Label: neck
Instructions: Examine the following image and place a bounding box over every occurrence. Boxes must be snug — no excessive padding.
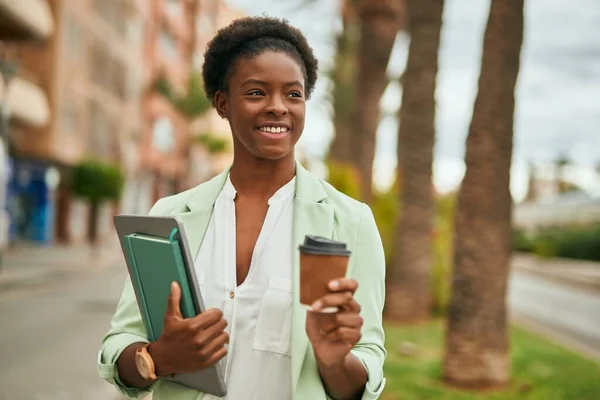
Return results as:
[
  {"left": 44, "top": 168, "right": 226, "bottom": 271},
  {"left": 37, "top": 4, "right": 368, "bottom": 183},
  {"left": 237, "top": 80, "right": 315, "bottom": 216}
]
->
[{"left": 229, "top": 152, "right": 296, "bottom": 199}]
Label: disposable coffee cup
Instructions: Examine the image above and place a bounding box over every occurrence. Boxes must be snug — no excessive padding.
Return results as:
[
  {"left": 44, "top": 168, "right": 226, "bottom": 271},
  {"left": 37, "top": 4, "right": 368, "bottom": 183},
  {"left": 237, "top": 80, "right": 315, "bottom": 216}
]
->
[{"left": 299, "top": 235, "right": 351, "bottom": 313}]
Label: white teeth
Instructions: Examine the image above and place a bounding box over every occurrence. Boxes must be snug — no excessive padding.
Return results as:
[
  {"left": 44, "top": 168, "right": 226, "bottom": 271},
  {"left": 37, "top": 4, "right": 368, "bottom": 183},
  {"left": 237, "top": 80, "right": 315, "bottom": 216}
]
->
[{"left": 260, "top": 126, "right": 288, "bottom": 133}]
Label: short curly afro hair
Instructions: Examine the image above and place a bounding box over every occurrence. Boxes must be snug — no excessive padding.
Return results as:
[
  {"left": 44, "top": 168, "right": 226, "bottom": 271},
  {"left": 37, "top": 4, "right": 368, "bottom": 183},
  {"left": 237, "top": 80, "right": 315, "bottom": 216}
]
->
[{"left": 202, "top": 16, "right": 319, "bottom": 104}]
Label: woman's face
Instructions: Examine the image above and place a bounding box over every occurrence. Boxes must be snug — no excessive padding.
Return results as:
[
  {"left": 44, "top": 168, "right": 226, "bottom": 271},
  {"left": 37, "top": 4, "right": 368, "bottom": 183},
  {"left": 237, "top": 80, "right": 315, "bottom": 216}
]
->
[{"left": 216, "top": 51, "right": 306, "bottom": 161}]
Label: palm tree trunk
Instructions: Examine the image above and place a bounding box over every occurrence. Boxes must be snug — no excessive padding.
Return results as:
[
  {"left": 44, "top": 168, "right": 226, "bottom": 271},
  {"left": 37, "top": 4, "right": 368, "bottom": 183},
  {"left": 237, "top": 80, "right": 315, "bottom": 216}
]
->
[
  {"left": 443, "top": 0, "right": 524, "bottom": 388},
  {"left": 328, "top": 3, "right": 359, "bottom": 166},
  {"left": 353, "top": 0, "right": 405, "bottom": 202},
  {"left": 386, "top": 0, "right": 444, "bottom": 321}
]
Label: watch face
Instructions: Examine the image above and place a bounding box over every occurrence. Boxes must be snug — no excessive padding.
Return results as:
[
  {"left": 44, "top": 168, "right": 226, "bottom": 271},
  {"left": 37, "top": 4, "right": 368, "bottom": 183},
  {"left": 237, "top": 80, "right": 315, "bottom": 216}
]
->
[{"left": 135, "top": 353, "right": 150, "bottom": 378}]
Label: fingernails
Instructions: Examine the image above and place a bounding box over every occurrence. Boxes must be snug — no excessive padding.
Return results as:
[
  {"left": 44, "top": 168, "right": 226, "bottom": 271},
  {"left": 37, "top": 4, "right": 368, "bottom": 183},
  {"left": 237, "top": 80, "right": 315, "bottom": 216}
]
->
[
  {"left": 312, "top": 301, "right": 322, "bottom": 311},
  {"left": 329, "top": 280, "right": 340, "bottom": 290}
]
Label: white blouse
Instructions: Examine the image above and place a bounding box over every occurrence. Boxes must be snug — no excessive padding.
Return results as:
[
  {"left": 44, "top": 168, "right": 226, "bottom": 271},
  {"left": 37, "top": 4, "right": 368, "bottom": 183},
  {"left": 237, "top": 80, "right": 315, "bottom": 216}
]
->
[{"left": 194, "top": 175, "right": 296, "bottom": 400}]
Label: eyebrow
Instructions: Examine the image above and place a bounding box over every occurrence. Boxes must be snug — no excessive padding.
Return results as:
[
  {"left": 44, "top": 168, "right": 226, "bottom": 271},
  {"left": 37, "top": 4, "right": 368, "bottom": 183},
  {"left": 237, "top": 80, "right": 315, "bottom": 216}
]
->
[{"left": 240, "top": 79, "right": 304, "bottom": 88}]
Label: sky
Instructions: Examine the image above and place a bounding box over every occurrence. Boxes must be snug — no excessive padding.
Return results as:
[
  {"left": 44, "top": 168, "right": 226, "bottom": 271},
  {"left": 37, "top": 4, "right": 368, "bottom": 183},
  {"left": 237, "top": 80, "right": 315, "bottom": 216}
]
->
[{"left": 226, "top": 0, "right": 600, "bottom": 201}]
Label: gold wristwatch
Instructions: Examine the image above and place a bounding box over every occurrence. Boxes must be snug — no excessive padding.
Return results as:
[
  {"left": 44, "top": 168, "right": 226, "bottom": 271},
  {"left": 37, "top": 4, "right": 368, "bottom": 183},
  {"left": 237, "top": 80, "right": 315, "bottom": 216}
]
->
[{"left": 135, "top": 343, "right": 157, "bottom": 381}]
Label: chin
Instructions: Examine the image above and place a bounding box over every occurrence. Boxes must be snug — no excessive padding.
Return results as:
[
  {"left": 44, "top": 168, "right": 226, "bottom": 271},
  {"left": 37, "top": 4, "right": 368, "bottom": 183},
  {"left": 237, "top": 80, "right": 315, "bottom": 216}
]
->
[{"left": 255, "top": 147, "right": 293, "bottom": 161}]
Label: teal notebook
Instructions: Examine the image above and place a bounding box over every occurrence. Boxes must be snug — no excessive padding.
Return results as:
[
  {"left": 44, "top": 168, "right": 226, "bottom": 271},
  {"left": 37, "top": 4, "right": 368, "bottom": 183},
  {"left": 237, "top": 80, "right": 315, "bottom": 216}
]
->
[{"left": 123, "top": 232, "right": 197, "bottom": 341}]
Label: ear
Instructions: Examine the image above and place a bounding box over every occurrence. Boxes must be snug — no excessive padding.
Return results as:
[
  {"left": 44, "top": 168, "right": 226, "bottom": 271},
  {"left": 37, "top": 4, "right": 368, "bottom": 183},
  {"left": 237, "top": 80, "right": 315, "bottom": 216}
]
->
[{"left": 215, "top": 91, "right": 229, "bottom": 119}]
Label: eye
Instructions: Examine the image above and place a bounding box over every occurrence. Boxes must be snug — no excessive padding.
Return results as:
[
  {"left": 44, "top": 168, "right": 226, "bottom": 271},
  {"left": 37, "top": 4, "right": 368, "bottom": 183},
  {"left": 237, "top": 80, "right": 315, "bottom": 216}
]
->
[
  {"left": 246, "top": 90, "right": 264, "bottom": 96},
  {"left": 288, "top": 91, "right": 303, "bottom": 98}
]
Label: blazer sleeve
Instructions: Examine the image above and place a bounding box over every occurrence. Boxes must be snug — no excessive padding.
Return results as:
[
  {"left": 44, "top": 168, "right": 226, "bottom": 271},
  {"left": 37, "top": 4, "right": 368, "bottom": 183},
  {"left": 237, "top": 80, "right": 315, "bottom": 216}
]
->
[
  {"left": 349, "top": 203, "right": 387, "bottom": 399},
  {"left": 97, "top": 200, "right": 169, "bottom": 399}
]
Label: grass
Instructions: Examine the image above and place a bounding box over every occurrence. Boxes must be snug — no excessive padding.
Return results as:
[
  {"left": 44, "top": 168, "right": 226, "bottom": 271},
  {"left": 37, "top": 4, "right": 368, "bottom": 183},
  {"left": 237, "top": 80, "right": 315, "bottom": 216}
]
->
[{"left": 381, "top": 320, "right": 600, "bottom": 400}]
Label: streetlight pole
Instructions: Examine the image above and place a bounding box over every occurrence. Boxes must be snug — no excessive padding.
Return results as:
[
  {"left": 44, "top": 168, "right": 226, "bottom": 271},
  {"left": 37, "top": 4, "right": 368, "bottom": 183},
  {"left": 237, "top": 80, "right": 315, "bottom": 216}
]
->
[{"left": 0, "top": 49, "right": 18, "bottom": 270}]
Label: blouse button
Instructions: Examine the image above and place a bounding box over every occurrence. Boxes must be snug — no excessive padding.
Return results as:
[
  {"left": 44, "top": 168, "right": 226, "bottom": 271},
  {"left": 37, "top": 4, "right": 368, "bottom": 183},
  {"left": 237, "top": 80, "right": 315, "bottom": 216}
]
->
[{"left": 229, "top": 291, "right": 235, "bottom": 299}]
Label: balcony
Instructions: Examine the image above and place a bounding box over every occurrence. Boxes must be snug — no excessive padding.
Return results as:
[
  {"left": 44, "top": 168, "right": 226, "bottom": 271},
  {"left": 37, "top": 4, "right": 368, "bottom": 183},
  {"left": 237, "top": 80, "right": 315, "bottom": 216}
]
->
[{"left": 0, "top": 0, "right": 54, "bottom": 41}]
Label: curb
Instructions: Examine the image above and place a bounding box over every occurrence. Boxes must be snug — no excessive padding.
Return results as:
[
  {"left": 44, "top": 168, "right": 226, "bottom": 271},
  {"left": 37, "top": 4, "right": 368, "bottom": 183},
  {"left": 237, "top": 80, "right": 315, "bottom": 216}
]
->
[
  {"left": 511, "top": 313, "right": 600, "bottom": 364},
  {"left": 512, "top": 262, "right": 600, "bottom": 294}
]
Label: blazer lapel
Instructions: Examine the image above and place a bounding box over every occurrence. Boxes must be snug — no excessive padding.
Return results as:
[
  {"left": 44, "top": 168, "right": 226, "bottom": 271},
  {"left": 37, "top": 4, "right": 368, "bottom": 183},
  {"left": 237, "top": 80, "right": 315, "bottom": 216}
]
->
[
  {"left": 291, "top": 162, "right": 334, "bottom": 392},
  {"left": 173, "top": 168, "right": 230, "bottom": 259}
]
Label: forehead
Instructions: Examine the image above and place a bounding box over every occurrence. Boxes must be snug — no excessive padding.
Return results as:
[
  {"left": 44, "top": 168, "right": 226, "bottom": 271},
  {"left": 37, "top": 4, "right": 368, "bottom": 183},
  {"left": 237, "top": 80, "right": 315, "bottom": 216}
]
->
[{"left": 229, "top": 51, "right": 305, "bottom": 86}]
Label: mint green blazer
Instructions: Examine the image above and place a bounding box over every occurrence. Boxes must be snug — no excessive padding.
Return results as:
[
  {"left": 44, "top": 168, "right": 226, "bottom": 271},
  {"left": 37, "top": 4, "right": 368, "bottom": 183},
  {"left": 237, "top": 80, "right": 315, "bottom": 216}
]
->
[{"left": 98, "top": 162, "right": 387, "bottom": 399}]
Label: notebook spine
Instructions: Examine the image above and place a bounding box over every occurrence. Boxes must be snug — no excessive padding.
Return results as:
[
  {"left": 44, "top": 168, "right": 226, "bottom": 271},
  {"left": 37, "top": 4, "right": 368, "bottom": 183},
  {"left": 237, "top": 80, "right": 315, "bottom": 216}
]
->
[{"left": 124, "top": 236, "right": 156, "bottom": 341}]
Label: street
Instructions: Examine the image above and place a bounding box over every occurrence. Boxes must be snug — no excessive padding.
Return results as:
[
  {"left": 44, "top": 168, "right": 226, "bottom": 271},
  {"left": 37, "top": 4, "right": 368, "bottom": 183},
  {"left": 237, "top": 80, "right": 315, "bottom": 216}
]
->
[
  {"left": 0, "top": 262, "right": 128, "bottom": 400},
  {"left": 1, "top": 258, "right": 599, "bottom": 399},
  {"left": 508, "top": 270, "right": 600, "bottom": 358}
]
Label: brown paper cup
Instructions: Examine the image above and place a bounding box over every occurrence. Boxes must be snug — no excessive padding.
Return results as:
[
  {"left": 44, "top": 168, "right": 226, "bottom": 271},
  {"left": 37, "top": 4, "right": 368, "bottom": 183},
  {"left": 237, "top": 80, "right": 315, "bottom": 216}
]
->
[{"left": 299, "top": 252, "right": 349, "bottom": 313}]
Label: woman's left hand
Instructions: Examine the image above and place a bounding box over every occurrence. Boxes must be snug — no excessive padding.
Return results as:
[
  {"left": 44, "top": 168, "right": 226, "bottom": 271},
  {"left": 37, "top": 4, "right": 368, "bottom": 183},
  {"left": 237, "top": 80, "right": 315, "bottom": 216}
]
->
[{"left": 305, "top": 278, "right": 363, "bottom": 369}]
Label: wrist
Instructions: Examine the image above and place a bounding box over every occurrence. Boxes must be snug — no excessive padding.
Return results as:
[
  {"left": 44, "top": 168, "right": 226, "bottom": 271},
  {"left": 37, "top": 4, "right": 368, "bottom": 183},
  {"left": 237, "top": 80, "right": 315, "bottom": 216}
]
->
[
  {"left": 147, "top": 340, "right": 173, "bottom": 377},
  {"left": 316, "top": 352, "right": 349, "bottom": 374}
]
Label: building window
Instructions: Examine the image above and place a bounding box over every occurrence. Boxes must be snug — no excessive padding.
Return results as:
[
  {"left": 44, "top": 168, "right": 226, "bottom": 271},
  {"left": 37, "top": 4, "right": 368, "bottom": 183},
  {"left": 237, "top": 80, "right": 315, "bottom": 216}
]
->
[
  {"left": 126, "top": 16, "right": 145, "bottom": 47},
  {"left": 62, "top": 12, "right": 83, "bottom": 59},
  {"left": 61, "top": 98, "right": 79, "bottom": 134},
  {"left": 127, "top": 70, "right": 143, "bottom": 105},
  {"left": 165, "top": 0, "right": 183, "bottom": 19},
  {"left": 152, "top": 117, "right": 175, "bottom": 153},
  {"left": 93, "top": 0, "right": 127, "bottom": 38},
  {"left": 159, "top": 28, "right": 178, "bottom": 59},
  {"left": 89, "top": 101, "right": 111, "bottom": 160},
  {"left": 90, "top": 39, "right": 126, "bottom": 100},
  {"left": 90, "top": 39, "right": 110, "bottom": 88},
  {"left": 196, "top": 12, "right": 214, "bottom": 39},
  {"left": 111, "top": 58, "right": 127, "bottom": 100}
]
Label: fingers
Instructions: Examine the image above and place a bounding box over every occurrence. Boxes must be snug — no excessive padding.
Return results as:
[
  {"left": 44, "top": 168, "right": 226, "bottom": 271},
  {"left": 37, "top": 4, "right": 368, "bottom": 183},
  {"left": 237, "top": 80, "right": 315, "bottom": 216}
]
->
[
  {"left": 316, "top": 312, "right": 364, "bottom": 335},
  {"left": 323, "top": 326, "right": 362, "bottom": 344},
  {"left": 328, "top": 278, "right": 358, "bottom": 294},
  {"left": 190, "top": 308, "right": 224, "bottom": 330},
  {"left": 311, "top": 279, "right": 360, "bottom": 312},
  {"left": 194, "top": 317, "right": 228, "bottom": 349},
  {"left": 197, "top": 332, "right": 229, "bottom": 362},
  {"left": 312, "top": 293, "right": 361, "bottom": 313},
  {"left": 165, "top": 281, "right": 183, "bottom": 319},
  {"left": 203, "top": 346, "right": 228, "bottom": 367}
]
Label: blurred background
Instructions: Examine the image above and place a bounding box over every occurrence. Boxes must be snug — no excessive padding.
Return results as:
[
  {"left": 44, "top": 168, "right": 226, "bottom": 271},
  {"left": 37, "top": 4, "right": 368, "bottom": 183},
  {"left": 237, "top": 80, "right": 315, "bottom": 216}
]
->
[{"left": 0, "top": 0, "right": 599, "bottom": 399}]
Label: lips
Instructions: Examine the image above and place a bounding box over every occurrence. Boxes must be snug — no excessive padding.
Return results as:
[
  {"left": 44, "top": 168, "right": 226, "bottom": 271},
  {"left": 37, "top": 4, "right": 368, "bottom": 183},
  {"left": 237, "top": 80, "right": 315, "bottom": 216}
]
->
[{"left": 255, "top": 123, "right": 292, "bottom": 139}]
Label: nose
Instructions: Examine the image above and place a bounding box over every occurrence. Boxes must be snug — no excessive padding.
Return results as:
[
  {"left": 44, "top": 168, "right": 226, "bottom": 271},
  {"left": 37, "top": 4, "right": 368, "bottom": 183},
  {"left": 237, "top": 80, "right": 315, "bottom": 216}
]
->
[{"left": 265, "top": 95, "right": 288, "bottom": 115}]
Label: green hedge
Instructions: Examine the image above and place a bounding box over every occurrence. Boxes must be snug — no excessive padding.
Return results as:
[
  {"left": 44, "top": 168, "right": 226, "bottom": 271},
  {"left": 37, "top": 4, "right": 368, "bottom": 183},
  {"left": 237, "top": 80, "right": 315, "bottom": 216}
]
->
[
  {"left": 71, "top": 160, "right": 124, "bottom": 203},
  {"left": 513, "top": 225, "right": 600, "bottom": 262}
]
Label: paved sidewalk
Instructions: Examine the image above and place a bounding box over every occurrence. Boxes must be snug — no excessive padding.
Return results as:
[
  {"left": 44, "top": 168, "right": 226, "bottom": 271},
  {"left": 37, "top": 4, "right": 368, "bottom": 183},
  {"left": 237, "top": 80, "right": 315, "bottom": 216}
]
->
[
  {"left": 512, "top": 252, "right": 600, "bottom": 293},
  {"left": 0, "top": 238, "right": 123, "bottom": 291}
]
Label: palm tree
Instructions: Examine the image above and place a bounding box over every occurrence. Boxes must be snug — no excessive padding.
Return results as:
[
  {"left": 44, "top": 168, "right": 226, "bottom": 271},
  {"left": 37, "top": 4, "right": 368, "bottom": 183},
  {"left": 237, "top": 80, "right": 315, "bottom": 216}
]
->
[
  {"left": 328, "top": 2, "right": 360, "bottom": 167},
  {"left": 554, "top": 153, "right": 570, "bottom": 194},
  {"left": 443, "top": 0, "right": 524, "bottom": 388},
  {"left": 353, "top": 0, "right": 405, "bottom": 202},
  {"left": 328, "top": 0, "right": 404, "bottom": 202},
  {"left": 385, "top": 0, "right": 445, "bottom": 321}
]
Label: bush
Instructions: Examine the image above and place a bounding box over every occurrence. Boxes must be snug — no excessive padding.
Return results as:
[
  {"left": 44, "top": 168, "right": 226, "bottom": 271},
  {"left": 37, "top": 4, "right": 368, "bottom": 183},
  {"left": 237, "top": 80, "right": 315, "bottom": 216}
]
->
[
  {"left": 514, "top": 225, "right": 600, "bottom": 262},
  {"left": 533, "top": 235, "right": 560, "bottom": 258},
  {"left": 194, "top": 133, "right": 229, "bottom": 154},
  {"left": 326, "top": 160, "right": 396, "bottom": 263},
  {"left": 71, "top": 160, "right": 124, "bottom": 203},
  {"left": 372, "top": 183, "right": 399, "bottom": 267},
  {"left": 71, "top": 160, "right": 125, "bottom": 244},
  {"left": 326, "top": 160, "right": 362, "bottom": 201},
  {"left": 544, "top": 225, "right": 600, "bottom": 261},
  {"left": 513, "top": 229, "right": 535, "bottom": 252},
  {"left": 154, "top": 71, "right": 211, "bottom": 118}
]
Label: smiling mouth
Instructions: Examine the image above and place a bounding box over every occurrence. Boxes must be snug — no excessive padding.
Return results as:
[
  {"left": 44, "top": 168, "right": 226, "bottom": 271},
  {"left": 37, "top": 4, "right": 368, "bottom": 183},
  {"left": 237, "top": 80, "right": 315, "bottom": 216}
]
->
[{"left": 256, "top": 125, "right": 291, "bottom": 139}]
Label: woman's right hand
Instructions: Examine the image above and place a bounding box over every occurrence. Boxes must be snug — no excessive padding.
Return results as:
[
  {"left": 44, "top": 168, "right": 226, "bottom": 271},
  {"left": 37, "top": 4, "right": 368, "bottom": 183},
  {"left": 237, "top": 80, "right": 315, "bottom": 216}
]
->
[{"left": 148, "top": 282, "right": 229, "bottom": 376}]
